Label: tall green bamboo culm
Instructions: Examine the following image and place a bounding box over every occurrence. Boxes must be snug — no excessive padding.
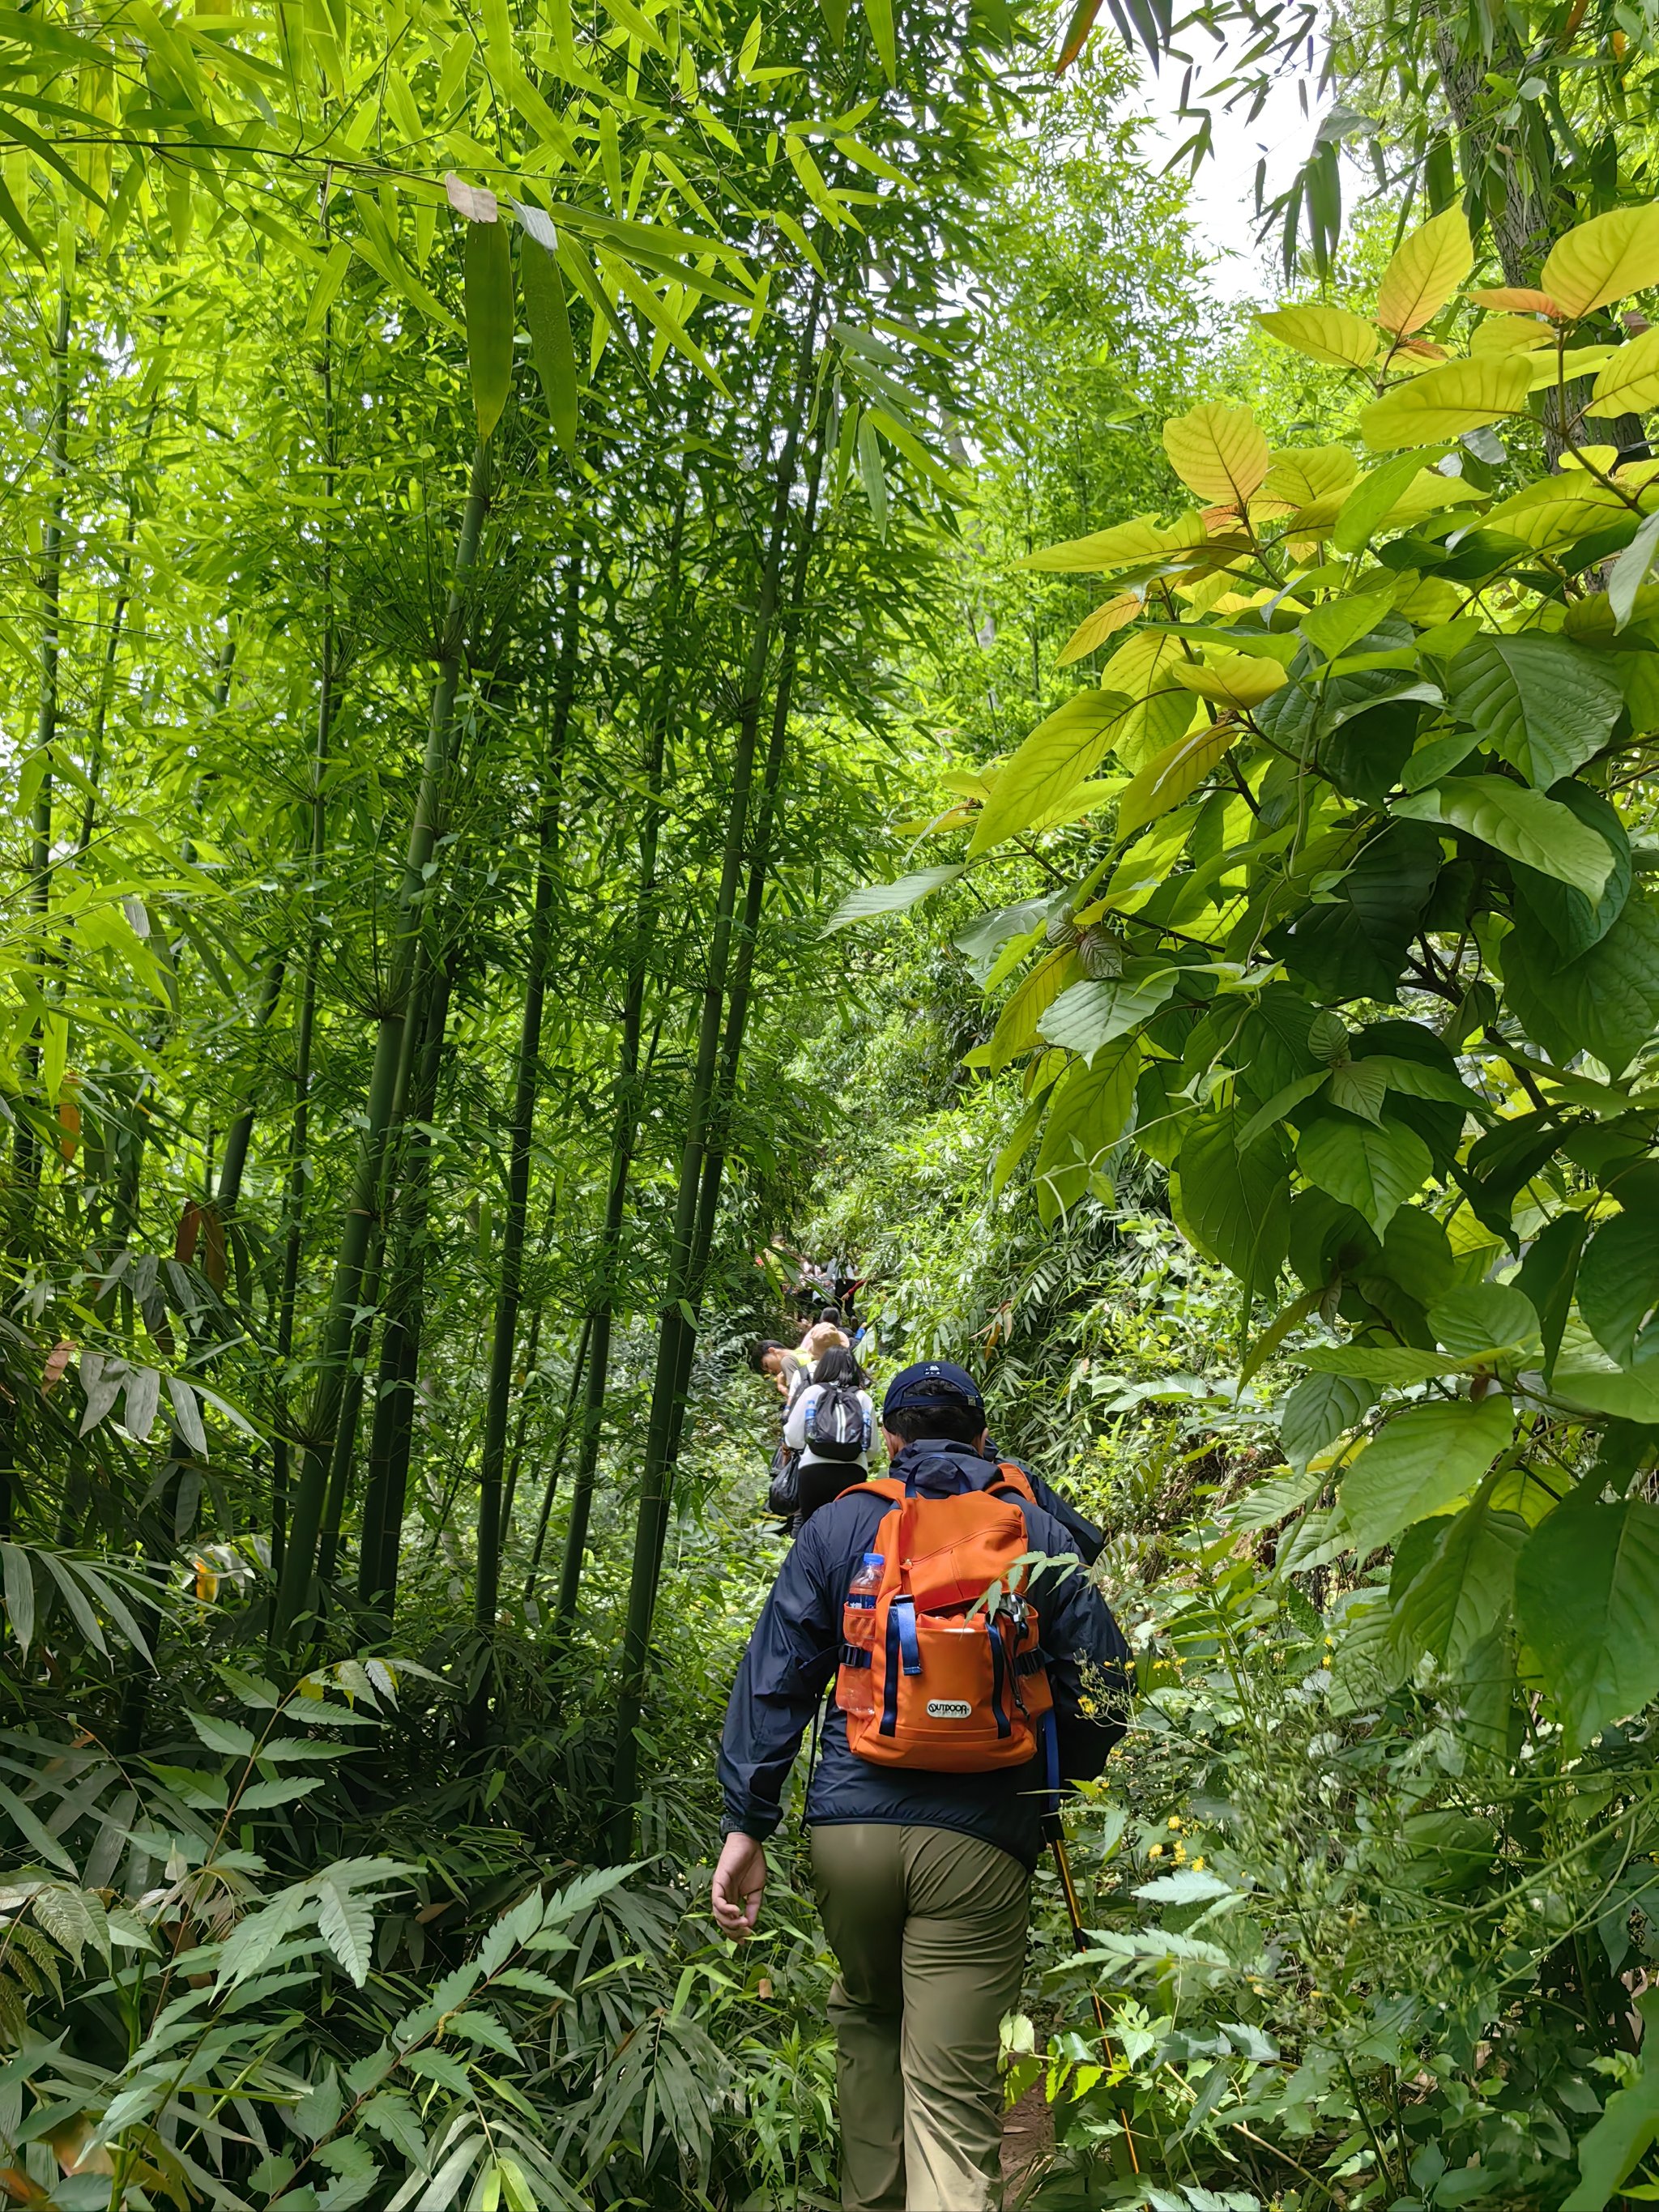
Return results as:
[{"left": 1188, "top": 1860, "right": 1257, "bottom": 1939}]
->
[
  {"left": 554, "top": 493, "right": 686, "bottom": 1631},
  {"left": 469, "top": 555, "right": 582, "bottom": 1734},
  {"left": 357, "top": 958, "right": 454, "bottom": 1634},
  {"left": 605, "top": 297, "right": 821, "bottom": 1850},
  {"left": 271, "top": 438, "right": 491, "bottom": 1652},
  {"left": 663, "top": 421, "right": 827, "bottom": 1479},
  {"left": 17, "top": 281, "right": 72, "bottom": 1198}
]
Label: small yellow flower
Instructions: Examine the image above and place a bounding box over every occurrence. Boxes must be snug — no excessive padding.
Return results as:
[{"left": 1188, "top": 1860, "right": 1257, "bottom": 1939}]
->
[
  {"left": 1148, "top": 1843, "right": 1164, "bottom": 1859},
  {"left": 1173, "top": 1844, "right": 1187, "bottom": 1864},
  {"left": 1167, "top": 1816, "right": 1183, "bottom": 1830},
  {"left": 1192, "top": 1856, "right": 1205, "bottom": 1871}
]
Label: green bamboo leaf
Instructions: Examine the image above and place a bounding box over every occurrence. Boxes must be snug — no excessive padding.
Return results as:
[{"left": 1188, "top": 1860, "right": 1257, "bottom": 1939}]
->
[
  {"left": 1, "top": 1542, "right": 34, "bottom": 1657},
  {"left": 464, "top": 218, "right": 514, "bottom": 441},
  {"left": 518, "top": 232, "right": 578, "bottom": 458},
  {"left": 860, "top": 0, "right": 896, "bottom": 79}
]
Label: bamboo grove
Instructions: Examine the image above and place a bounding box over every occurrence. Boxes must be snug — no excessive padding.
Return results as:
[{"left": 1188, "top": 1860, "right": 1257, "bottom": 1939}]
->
[{"left": 0, "top": 0, "right": 1013, "bottom": 1812}]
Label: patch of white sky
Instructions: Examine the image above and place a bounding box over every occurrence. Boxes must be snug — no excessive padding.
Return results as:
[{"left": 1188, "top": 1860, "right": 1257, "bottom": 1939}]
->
[{"left": 1125, "top": 46, "right": 1339, "bottom": 305}]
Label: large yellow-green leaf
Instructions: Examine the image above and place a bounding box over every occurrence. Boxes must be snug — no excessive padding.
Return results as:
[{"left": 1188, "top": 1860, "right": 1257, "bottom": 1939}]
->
[
  {"left": 1170, "top": 653, "right": 1287, "bottom": 709},
  {"left": 1056, "top": 590, "right": 1141, "bottom": 666},
  {"left": 1469, "top": 313, "right": 1555, "bottom": 356},
  {"left": 464, "top": 215, "right": 514, "bottom": 440},
  {"left": 1592, "top": 325, "right": 1659, "bottom": 414},
  {"left": 1341, "top": 1395, "right": 1515, "bottom": 1556},
  {"left": 1162, "top": 403, "right": 1271, "bottom": 509},
  {"left": 1094, "top": 630, "right": 1207, "bottom": 771},
  {"left": 1375, "top": 207, "right": 1473, "bottom": 336},
  {"left": 1447, "top": 629, "right": 1623, "bottom": 787},
  {"left": 968, "top": 690, "right": 1130, "bottom": 855},
  {"left": 1542, "top": 202, "right": 1659, "bottom": 319},
  {"left": 1256, "top": 305, "right": 1378, "bottom": 369},
  {"left": 1525, "top": 344, "right": 1618, "bottom": 390},
  {"left": 1516, "top": 1491, "right": 1659, "bottom": 1749},
  {"left": 1359, "top": 356, "right": 1532, "bottom": 450},
  {"left": 1260, "top": 444, "right": 1358, "bottom": 509},
  {"left": 967, "top": 948, "right": 1077, "bottom": 1071},
  {"left": 821, "top": 864, "right": 964, "bottom": 933},
  {"left": 1480, "top": 477, "right": 1627, "bottom": 552},
  {"left": 1116, "top": 719, "right": 1239, "bottom": 838},
  {"left": 1019, "top": 513, "right": 1206, "bottom": 573}
]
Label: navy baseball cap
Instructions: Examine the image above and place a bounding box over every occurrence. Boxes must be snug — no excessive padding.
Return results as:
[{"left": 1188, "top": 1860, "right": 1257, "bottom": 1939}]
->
[{"left": 881, "top": 1359, "right": 986, "bottom": 1422}]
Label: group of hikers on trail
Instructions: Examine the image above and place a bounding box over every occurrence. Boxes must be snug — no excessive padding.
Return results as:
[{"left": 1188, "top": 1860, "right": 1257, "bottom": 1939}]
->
[{"left": 711, "top": 1347, "right": 1133, "bottom": 2211}]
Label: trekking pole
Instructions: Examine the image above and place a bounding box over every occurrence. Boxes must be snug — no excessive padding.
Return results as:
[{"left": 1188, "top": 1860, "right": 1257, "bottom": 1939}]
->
[{"left": 1051, "top": 1829, "right": 1141, "bottom": 2176}]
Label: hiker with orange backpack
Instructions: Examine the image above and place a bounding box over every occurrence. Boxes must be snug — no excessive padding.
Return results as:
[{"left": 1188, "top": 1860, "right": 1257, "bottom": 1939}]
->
[{"left": 711, "top": 1359, "right": 1132, "bottom": 2212}]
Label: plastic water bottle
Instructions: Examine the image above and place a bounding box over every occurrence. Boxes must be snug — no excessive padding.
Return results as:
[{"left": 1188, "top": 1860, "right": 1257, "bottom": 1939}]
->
[
  {"left": 842, "top": 1554, "right": 884, "bottom": 1720},
  {"left": 847, "top": 1553, "right": 884, "bottom": 1609}
]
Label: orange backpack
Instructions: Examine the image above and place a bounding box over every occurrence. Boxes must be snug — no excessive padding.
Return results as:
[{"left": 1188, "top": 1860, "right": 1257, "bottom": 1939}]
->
[{"left": 835, "top": 1467, "right": 1054, "bottom": 1773}]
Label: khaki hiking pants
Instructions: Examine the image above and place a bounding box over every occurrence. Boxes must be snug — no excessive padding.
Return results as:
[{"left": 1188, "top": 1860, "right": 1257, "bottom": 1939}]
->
[{"left": 810, "top": 1822, "right": 1030, "bottom": 2212}]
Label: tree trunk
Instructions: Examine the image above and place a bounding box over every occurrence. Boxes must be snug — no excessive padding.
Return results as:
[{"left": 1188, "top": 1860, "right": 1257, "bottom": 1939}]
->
[
  {"left": 526, "top": 1312, "right": 592, "bottom": 1596},
  {"left": 555, "top": 492, "right": 686, "bottom": 1631},
  {"left": 605, "top": 296, "right": 821, "bottom": 1850},
  {"left": 272, "top": 438, "right": 492, "bottom": 1652},
  {"left": 470, "top": 557, "right": 581, "bottom": 1732}
]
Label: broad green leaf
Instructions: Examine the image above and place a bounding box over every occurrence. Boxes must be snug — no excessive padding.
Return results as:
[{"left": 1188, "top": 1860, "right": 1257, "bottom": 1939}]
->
[
  {"left": 1117, "top": 721, "right": 1239, "bottom": 838},
  {"left": 464, "top": 217, "right": 514, "bottom": 440},
  {"left": 518, "top": 233, "right": 578, "bottom": 458},
  {"left": 1542, "top": 203, "right": 1659, "bottom": 319},
  {"left": 1375, "top": 207, "right": 1473, "bottom": 335},
  {"left": 1516, "top": 1211, "right": 1588, "bottom": 1380},
  {"left": 1393, "top": 776, "right": 1614, "bottom": 898},
  {"left": 821, "top": 866, "right": 963, "bottom": 933},
  {"left": 1162, "top": 402, "right": 1270, "bottom": 507},
  {"left": 969, "top": 692, "right": 1129, "bottom": 855},
  {"left": 1427, "top": 1282, "right": 1541, "bottom": 1362},
  {"left": 1516, "top": 1492, "right": 1659, "bottom": 1749},
  {"left": 1341, "top": 1394, "right": 1515, "bottom": 1555},
  {"left": 1552, "top": 1319, "right": 1659, "bottom": 1422},
  {"left": 1447, "top": 632, "right": 1622, "bottom": 788},
  {"left": 1298, "top": 588, "right": 1397, "bottom": 661},
  {"left": 1300, "top": 1343, "right": 1452, "bottom": 1385},
  {"left": 189, "top": 1711, "right": 258, "bottom": 1758},
  {"left": 1297, "top": 1114, "right": 1431, "bottom": 1237},
  {"left": 1389, "top": 1482, "right": 1529, "bottom": 1673},
  {"left": 1578, "top": 1203, "right": 1659, "bottom": 1367},
  {"left": 1037, "top": 964, "right": 1178, "bottom": 1059},
  {"left": 1236, "top": 1068, "right": 1329, "bottom": 1150},
  {"left": 1332, "top": 445, "right": 1455, "bottom": 552},
  {"left": 1257, "top": 304, "right": 1379, "bottom": 369},
  {"left": 1177, "top": 1106, "right": 1290, "bottom": 1289},
  {"left": 1508, "top": 780, "right": 1631, "bottom": 957},
  {"left": 1503, "top": 894, "right": 1659, "bottom": 1072},
  {"left": 1563, "top": 2001, "right": 1659, "bottom": 2210},
  {"left": 1359, "top": 357, "right": 1531, "bottom": 450},
  {"left": 1033, "top": 1039, "right": 1140, "bottom": 1218}
]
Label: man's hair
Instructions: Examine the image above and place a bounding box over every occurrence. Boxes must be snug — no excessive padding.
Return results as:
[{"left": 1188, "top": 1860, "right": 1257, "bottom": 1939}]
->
[
  {"left": 749, "top": 1340, "right": 788, "bottom": 1371},
  {"left": 819, "top": 1305, "right": 842, "bottom": 1327},
  {"left": 885, "top": 1397, "right": 985, "bottom": 1446}
]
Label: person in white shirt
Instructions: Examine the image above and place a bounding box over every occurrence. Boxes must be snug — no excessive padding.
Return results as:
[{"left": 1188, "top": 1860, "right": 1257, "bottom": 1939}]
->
[{"left": 783, "top": 1347, "right": 878, "bottom": 1527}]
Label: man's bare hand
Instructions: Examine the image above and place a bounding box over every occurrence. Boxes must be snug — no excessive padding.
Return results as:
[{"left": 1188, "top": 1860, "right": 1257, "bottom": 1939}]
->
[{"left": 711, "top": 1831, "right": 768, "bottom": 1940}]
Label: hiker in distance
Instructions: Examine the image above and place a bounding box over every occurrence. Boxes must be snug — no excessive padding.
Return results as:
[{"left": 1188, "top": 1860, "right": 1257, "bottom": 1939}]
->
[
  {"left": 711, "top": 1360, "right": 1132, "bottom": 2212},
  {"left": 782, "top": 1344, "right": 879, "bottom": 1528}
]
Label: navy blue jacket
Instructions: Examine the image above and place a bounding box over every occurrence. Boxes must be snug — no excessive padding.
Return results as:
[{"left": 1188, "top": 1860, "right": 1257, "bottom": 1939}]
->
[{"left": 719, "top": 1442, "right": 1132, "bottom": 1872}]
